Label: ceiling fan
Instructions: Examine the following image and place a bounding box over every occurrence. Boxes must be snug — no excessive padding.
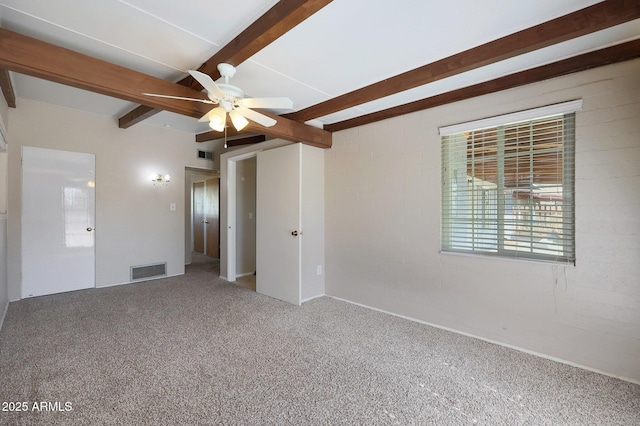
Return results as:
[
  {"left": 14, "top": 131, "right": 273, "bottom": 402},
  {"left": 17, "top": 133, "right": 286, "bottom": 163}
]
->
[{"left": 144, "top": 63, "right": 293, "bottom": 132}]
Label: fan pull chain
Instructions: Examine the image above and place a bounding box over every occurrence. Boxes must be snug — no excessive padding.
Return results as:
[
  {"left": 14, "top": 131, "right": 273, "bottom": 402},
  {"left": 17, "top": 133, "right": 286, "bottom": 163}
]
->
[{"left": 224, "top": 125, "right": 227, "bottom": 149}]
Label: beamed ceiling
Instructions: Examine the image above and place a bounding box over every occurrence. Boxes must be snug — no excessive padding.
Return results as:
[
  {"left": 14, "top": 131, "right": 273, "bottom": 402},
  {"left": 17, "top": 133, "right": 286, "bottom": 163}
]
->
[{"left": 0, "top": 0, "right": 639, "bottom": 148}]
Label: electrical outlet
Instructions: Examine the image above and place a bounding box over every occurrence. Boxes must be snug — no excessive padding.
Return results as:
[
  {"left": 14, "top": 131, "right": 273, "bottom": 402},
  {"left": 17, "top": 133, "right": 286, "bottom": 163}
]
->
[{"left": 170, "top": 203, "right": 176, "bottom": 211}]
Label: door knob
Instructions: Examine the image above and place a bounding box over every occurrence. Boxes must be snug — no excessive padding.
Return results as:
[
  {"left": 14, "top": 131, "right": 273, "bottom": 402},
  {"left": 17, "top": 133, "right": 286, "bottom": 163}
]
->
[
  {"left": 86, "top": 227, "right": 94, "bottom": 232},
  {"left": 291, "top": 230, "right": 302, "bottom": 236}
]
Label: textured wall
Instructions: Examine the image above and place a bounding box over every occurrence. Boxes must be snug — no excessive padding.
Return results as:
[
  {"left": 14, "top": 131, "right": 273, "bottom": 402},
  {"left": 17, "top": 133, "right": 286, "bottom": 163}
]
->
[{"left": 325, "top": 59, "right": 640, "bottom": 382}]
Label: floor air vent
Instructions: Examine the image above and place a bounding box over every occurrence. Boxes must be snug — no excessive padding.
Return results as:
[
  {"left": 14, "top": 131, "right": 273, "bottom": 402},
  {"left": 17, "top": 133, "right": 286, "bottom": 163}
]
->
[{"left": 131, "top": 263, "right": 167, "bottom": 281}]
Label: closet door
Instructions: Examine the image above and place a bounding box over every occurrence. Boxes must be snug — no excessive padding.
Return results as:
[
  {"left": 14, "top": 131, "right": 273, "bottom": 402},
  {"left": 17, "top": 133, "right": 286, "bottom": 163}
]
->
[{"left": 256, "top": 143, "right": 301, "bottom": 305}]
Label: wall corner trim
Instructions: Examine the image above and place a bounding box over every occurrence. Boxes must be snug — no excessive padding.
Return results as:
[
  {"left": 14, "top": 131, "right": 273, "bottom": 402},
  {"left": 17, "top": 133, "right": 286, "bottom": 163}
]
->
[{"left": 0, "top": 299, "right": 8, "bottom": 333}]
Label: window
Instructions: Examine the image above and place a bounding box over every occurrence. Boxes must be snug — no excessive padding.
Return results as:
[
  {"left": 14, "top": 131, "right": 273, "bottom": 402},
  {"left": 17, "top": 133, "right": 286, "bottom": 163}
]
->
[{"left": 440, "top": 101, "right": 580, "bottom": 263}]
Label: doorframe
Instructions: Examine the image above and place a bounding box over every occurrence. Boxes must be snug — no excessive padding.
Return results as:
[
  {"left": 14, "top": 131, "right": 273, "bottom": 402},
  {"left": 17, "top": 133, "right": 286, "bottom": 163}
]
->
[
  {"left": 225, "top": 150, "right": 261, "bottom": 283},
  {"left": 192, "top": 180, "right": 206, "bottom": 254},
  {"left": 184, "top": 167, "right": 218, "bottom": 266}
]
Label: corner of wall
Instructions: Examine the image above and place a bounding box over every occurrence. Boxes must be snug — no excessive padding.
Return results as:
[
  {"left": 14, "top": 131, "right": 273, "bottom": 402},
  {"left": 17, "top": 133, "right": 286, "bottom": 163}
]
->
[
  {"left": 0, "top": 202, "right": 7, "bottom": 327},
  {"left": 0, "top": 94, "right": 9, "bottom": 324},
  {"left": 0, "top": 292, "right": 8, "bottom": 333}
]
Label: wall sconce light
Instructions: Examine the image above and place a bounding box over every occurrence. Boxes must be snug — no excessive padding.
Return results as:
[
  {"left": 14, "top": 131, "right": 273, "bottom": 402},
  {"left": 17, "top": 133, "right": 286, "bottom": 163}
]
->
[{"left": 151, "top": 174, "right": 171, "bottom": 185}]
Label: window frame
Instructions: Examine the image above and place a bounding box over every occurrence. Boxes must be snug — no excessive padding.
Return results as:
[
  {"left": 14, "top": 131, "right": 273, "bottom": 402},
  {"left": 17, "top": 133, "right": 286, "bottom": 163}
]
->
[{"left": 439, "top": 100, "right": 581, "bottom": 264}]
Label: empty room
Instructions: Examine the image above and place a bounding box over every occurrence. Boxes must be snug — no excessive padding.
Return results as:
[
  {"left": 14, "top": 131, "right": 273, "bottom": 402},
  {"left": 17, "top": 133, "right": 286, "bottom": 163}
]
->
[{"left": 0, "top": 0, "right": 639, "bottom": 424}]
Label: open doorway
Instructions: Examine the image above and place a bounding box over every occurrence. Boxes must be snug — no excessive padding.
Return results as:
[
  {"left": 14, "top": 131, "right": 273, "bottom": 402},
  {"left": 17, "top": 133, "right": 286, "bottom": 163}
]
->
[
  {"left": 224, "top": 148, "right": 261, "bottom": 287},
  {"left": 233, "top": 157, "right": 257, "bottom": 291},
  {"left": 185, "top": 167, "right": 219, "bottom": 268},
  {"left": 223, "top": 142, "right": 324, "bottom": 303},
  {"left": 222, "top": 140, "right": 289, "bottom": 287},
  {"left": 193, "top": 178, "right": 219, "bottom": 258}
]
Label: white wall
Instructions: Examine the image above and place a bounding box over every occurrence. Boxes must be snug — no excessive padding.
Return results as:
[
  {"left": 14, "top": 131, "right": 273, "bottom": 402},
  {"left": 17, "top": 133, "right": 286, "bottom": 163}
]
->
[
  {"left": 325, "top": 58, "right": 640, "bottom": 383},
  {"left": 0, "top": 93, "right": 8, "bottom": 327},
  {"left": 301, "top": 144, "right": 325, "bottom": 302},
  {"left": 7, "top": 98, "right": 219, "bottom": 300},
  {"left": 235, "top": 157, "right": 256, "bottom": 276},
  {"left": 0, "top": 94, "right": 8, "bottom": 213}
]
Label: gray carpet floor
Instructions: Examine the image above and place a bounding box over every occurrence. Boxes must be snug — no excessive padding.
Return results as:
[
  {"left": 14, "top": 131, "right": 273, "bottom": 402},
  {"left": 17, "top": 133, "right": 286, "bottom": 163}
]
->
[{"left": 0, "top": 255, "right": 638, "bottom": 425}]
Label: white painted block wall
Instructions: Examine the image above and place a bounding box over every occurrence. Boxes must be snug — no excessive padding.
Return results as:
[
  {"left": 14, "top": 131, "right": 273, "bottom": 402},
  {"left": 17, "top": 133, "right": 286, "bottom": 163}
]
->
[{"left": 325, "top": 59, "right": 640, "bottom": 382}]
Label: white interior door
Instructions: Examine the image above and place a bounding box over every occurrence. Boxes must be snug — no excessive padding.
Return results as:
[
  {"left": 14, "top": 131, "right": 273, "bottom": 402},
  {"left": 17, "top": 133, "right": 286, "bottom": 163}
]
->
[
  {"left": 22, "top": 146, "right": 96, "bottom": 298},
  {"left": 256, "top": 144, "right": 301, "bottom": 305}
]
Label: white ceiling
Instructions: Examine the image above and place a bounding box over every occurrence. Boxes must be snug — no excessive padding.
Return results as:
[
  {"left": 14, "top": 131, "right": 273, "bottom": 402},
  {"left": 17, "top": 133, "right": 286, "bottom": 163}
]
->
[{"left": 1, "top": 0, "right": 638, "bottom": 133}]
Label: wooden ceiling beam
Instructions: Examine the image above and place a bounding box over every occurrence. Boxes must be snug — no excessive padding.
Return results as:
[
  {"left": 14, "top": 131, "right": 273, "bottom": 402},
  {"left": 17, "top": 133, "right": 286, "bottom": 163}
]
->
[
  {"left": 324, "top": 39, "right": 640, "bottom": 132},
  {"left": 196, "top": 125, "right": 245, "bottom": 142},
  {"left": 288, "top": 0, "right": 640, "bottom": 123},
  {"left": 0, "top": 28, "right": 331, "bottom": 148},
  {"left": 196, "top": 119, "right": 263, "bottom": 142},
  {"left": 195, "top": 113, "right": 330, "bottom": 148},
  {"left": 243, "top": 110, "right": 330, "bottom": 148},
  {"left": 196, "top": 114, "right": 330, "bottom": 148},
  {"left": 227, "top": 135, "right": 267, "bottom": 147},
  {"left": 196, "top": 128, "right": 265, "bottom": 146},
  {"left": 0, "top": 28, "right": 211, "bottom": 117},
  {"left": 118, "top": 0, "right": 333, "bottom": 129},
  {"left": 0, "top": 68, "right": 16, "bottom": 108},
  {"left": 195, "top": 0, "right": 333, "bottom": 77}
]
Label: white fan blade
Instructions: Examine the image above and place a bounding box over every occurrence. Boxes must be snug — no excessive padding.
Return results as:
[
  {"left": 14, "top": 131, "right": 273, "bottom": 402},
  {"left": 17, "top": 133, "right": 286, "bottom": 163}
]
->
[
  {"left": 235, "top": 106, "right": 277, "bottom": 127},
  {"left": 239, "top": 97, "right": 293, "bottom": 109},
  {"left": 143, "top": 93, "right": 215, "bottom": 105},
  {"left": 188, "top": 70, "right": 224, "bottom": 100}
]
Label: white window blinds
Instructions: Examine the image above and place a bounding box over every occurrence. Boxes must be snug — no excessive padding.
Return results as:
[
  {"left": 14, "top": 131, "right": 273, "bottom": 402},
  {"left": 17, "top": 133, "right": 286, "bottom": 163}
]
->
[{"left": 440, "top": 101, "right": 580, "bottom": 263}]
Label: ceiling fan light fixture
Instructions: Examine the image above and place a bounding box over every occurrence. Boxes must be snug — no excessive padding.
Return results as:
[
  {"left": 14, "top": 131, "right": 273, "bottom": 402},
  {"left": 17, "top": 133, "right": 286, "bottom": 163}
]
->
[
  {"left": 208, "top": 107, "right": 227, "bottom": 132},
  {"left": 229, "top": 110, "right": 249, "bottom": 131},
  {"left": 148, "top": 64, "right": 291, "bottom": 131}
]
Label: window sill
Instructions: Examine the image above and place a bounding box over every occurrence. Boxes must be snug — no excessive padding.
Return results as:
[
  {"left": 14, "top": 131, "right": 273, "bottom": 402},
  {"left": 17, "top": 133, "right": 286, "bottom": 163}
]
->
[{"left": 439, "top": 249, "right": 575, "bottom": 266}]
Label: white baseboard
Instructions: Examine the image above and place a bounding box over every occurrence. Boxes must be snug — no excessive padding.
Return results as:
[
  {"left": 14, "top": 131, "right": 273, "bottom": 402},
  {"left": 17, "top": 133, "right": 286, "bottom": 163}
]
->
[
  {"left": 302, "top": 293, "right": 325, "bottom": 304},
  {"left": 328, "top": 295, "right": 640, "bottom": 386},
  {"left": 236, "top": 271, "right": 255, "bottom": 278},
  {"left": 96, "top": 272, "right": 185, "bottom": 289}
]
